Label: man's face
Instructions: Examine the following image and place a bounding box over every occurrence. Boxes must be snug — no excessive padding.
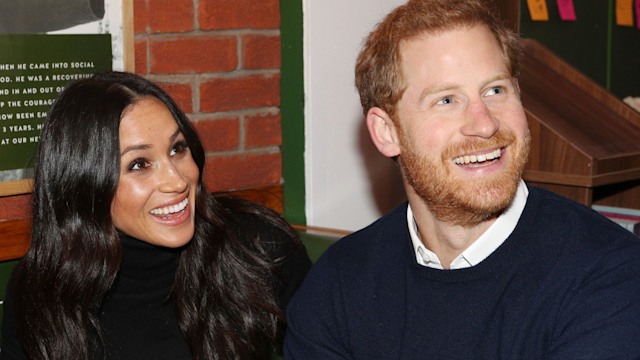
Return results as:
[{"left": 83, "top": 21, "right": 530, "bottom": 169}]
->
[{"left": 394, "top": 24, "right": 530, "bottom": 226}]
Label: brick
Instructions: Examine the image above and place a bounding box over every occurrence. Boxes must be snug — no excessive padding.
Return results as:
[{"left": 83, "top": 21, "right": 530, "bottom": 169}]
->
[
  {"left": 200, "top": 74, "right": 280, "bottom": 112},
  {"left": 245, "top": 113, "right": 281, "bottom": 148},
  {"left": 195, "top": 117, "right": 240, "bottom": 152},
  {"left": 149, "top": 0, "right": 194, "bottom": 33},
  {"left": 243, "top": 34, "right": 281, "bottom": 70},
  {"left": 133, "top": 0, "right": 149, "bottom": 34},
  {"left": 204, "top": 152, "right": 281, "bottom": 191},
  {"left": 134, "top": 39, "right": 148, "bottom": 75},
  {"left": 150, "top": 35, "right": 237, "bottom": 74},
  {"left": 157, "top": 82, "right": 193, "bottom": 113},
  {"left": 199, "top": 0, "right": 279, "bottom": 30}
]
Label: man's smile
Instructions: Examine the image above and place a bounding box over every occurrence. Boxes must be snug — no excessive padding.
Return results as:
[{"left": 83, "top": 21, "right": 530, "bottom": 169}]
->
[{"left": 452, "top": 147, "right": 502, "bottom": 166}]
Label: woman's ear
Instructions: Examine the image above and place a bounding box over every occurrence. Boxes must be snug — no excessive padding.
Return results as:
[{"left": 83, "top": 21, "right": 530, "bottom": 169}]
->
[{"left": 366, "top": 107, "right": 401, "bottom": 158}]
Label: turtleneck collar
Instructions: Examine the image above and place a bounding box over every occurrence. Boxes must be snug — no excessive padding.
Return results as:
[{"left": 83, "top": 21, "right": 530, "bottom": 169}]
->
[
  {"left": 99, "top": 235, "right": 192, "bottom": 359},
  {"left": 113, "top": 233, "right": 182, "bottom": 296}
]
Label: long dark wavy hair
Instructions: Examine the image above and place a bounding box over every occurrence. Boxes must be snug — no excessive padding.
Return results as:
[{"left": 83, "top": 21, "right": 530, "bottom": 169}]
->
[{"left": 14, "top": 71, "right": 294, "bottom": 359}]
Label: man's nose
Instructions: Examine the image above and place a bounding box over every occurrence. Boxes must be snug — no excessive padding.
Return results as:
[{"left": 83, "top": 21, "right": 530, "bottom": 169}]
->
[{"left": 461, "top": 100, "right": 499, "bottom": 138}]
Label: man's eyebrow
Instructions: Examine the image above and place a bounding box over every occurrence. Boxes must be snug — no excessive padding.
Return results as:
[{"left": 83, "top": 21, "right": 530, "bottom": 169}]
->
[
  {"left": 418, "top": 73, "right": 513, "bottom": 102},
  {"left": 485, "top": 73, "right": 512, "bottom": 84},
  {"left": 418, "top": 83, "right": 458, "bottom": 102}
]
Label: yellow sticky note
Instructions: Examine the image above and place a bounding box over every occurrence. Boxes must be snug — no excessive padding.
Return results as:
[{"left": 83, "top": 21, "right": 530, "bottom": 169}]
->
[
  {"left": 616, "top": 0, "right": 634, "bottom": 26},
  {"left": 527, "top": 0, "right": 550, "bottom": 21}
]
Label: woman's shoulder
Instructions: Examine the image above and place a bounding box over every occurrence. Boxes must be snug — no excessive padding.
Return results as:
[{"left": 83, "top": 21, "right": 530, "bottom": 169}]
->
[
  {"left": 209, "top": 192, "right": 312, "bottom": 307},
  {"left": 208, "top": 192, "right": 304, "bottom": 257},
  {"left": 211, "top": 193, "right": 289, "bottom": 236}
]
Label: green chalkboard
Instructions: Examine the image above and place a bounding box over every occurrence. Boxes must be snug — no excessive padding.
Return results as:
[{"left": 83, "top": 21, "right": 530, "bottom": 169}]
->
[{"left": 0, "top": 34, "right": 112, "bottom": 176}]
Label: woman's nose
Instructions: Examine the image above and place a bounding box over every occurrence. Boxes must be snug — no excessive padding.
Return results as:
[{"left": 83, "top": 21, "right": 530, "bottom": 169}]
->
[{"left": 158, "top": 163, "right": 188, "bottom": 193}]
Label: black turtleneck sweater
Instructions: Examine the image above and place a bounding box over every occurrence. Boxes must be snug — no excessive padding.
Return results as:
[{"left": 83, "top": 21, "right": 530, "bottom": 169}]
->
[{"left": 98, "top": 234, "right": 190, "bottom": 359}]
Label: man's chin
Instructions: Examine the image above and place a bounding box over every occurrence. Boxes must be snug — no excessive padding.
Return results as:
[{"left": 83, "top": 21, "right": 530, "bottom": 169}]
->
[{"left": 422, "top": 177, "right": 520, "bottom": 227}]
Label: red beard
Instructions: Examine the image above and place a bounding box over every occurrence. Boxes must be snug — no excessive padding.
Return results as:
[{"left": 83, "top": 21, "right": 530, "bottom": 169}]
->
[{"left": 398, "top": 128, "right": 530, "bottom": 227}]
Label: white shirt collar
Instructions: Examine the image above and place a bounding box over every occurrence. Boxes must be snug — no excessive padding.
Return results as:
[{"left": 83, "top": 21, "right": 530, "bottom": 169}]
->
[{"left": 408, "top": 180, "right": 529, "bottom": 269}]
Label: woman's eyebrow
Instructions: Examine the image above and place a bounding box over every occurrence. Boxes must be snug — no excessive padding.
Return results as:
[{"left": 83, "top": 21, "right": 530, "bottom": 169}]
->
[
  {"left": 120, "top": 143, "right": 150, "bottom": 157},
  {"left": 120, "top": 127, "right": 182, "bottom": 157},
  {"left": 169, "top": 127, "right": 182, "bottom": 142}
]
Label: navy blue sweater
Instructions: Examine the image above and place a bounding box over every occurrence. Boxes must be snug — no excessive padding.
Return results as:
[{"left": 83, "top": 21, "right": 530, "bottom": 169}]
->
[{"left": 285, "top": 187, "right": 640, "bottom": 359}]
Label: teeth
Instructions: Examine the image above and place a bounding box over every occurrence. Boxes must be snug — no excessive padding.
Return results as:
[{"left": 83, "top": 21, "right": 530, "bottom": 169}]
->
[
  {"left": 150, "top": 198, "right": 188, "bottom": 215},
  {"left": 453, "top": 148, "right": 501, "bottom": 165}
]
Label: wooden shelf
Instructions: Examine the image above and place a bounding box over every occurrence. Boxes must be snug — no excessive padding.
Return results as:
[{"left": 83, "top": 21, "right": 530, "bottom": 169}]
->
[
  {"left": 520, "top": 39, "right": 640, "bottom": 208},
  {"left": 0, "top": 218, "right": 31, "bottom": 262}
]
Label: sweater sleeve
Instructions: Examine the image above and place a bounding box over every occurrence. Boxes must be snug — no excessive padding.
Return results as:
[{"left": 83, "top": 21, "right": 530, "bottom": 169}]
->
[
  {"left": 284, "top": 249, "right": 353, "bottom": 360},
  {"left": 547, "top": 244, "right": 640, "bottom": 359}
]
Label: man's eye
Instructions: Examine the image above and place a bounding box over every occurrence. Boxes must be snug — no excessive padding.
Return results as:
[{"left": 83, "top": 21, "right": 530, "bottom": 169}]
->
[
  {"left": 436, "top": 96, "right": 453, "bottom": 105},
  {"left": 486, "top": 87, "right": 503, "bottom": 96}
]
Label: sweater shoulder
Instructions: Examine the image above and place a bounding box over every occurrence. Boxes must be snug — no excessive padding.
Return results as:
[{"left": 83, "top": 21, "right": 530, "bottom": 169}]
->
[
  {"left": 211, "top": 193, "right": 298, "bottom": 251},
  {"left": 312, "top": 202, "right": 410, "bottom": 275},
  {"left": 525, "top": 186, "right": 639, "bottom": 247},
  {"left": 516, "top": 186, "right": 640, "bottom": 268}
]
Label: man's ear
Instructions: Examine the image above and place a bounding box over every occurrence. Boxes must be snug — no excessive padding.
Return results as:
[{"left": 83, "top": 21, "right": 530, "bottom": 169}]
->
[{"left": 366, "top": 107, "right": 401, "bottom": 158}]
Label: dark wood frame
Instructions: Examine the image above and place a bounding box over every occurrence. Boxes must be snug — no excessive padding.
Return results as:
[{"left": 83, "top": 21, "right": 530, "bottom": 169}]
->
[{"left": 0, "top": 185, "right": 284, "bottom": 262}]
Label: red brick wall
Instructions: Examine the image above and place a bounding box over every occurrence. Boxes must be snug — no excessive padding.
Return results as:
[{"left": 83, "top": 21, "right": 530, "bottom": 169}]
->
[
  {"left": 135, "top": 0, "right": 282, "bottom": 192},
  {"left": 0, "top": 0, "right": 283, "bottom": 221}
]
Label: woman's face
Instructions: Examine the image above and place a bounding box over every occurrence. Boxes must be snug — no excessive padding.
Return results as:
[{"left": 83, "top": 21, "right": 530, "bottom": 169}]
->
[{"left": 111, "top": 97, "right": 199, "bottom": 248}]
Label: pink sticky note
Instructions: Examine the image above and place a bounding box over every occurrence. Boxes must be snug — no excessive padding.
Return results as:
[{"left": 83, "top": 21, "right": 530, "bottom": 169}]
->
[
  {"left": 636, "top": 0, "right": 640, "bottom": 28},
  {"left": 557, "top": 0, "right": 577, "bottom": 21}
]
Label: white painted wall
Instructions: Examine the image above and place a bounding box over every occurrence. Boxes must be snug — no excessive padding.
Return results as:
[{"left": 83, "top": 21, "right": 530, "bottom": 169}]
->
[{"left": 304, "top": 0, "right": 407, "bottom": 232}]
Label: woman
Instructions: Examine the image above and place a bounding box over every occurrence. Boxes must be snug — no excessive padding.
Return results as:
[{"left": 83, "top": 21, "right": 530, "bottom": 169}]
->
[{"left": 1, "top": 71, "right": 311, "bottom": 360}]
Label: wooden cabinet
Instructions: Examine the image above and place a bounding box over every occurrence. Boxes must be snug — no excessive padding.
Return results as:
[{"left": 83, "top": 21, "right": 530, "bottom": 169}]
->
[{"left": 520, "top": 39, "right": 640, "bottom": 209}]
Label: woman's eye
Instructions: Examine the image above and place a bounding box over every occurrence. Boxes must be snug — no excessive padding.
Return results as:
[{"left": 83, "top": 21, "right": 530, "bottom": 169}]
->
[
  {"left": 128, "top": 159, "right": 148, "bottom": 171},
  {"left": 170, "top": 141, "right": 188, "bottom": 157}
]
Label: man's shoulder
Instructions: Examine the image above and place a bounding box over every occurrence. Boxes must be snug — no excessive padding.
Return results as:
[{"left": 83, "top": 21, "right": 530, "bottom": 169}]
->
[
  {"left": 524, "top": 186, "right": 640, "bottom": 255},
  {"left": 526, "top": 186, "right": 633, "bottom": 234},
  {"left": 288, "top": 202, "right": 412, "bottom": 326},
  {"left": 323, "top": 202, "right": 409, "bottom": 261},
  {"left": 300, "top": 202, "right": 411, "bottom": 286}
]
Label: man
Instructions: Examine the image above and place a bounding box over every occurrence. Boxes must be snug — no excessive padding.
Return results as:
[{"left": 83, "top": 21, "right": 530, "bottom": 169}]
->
[{"left": 285, "top": 0, "right": 640, "bottom": 359}]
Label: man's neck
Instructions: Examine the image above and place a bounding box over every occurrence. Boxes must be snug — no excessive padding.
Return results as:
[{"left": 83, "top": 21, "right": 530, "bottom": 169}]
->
[{"left": 407, "top": 195, "right": 498, "bottom": 269}]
